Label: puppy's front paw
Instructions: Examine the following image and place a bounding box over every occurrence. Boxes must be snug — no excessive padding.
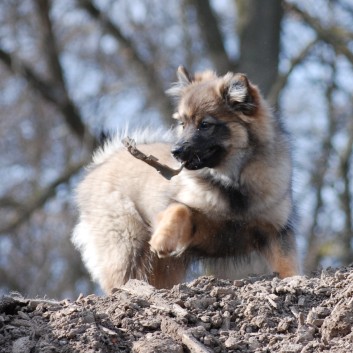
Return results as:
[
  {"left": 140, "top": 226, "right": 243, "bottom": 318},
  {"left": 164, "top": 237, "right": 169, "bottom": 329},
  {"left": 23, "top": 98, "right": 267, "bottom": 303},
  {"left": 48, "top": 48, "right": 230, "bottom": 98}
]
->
[
  {"left": 150, "top": 203, "right": 194, "bottom": 258},
  {"left": 149, "top": 231, "right": 187, "bottom": 258}
]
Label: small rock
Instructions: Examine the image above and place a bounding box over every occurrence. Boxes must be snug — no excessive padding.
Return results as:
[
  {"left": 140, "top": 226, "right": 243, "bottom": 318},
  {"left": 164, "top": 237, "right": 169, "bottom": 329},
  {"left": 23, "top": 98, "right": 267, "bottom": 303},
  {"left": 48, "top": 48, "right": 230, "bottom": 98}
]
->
[
  {"left": 315, "top": 287, "right": 331, "bottom": 295},
  {"left": 203, "top": 335, "right": 214, "bottom": 346},
  {"left": 61, "top": 307, "right": 77, "bottom": 316},
  {"left": 233, "top": 280, "right": 244, "bottom": 287},
  {"left": 200, "top": 315, "right": 210, "bottom": 323},
  {"left": 252, "top": 314, "right": 266, "bottom": 328},
  {"left": 221, "top": 311, "right": 231, "bottom": 330},
  {"left": 224, "top": 337, "right": 241, "bottom": 349},
  {"left": 277, "top": 317, "right": 293, "bottom": 332},
  {"left": 307, "top": 307, "right": 328, "bottom": 327},
  {"left": 211, "top": 313, "right": 223, "bottom": 328},
  {"left": 248, "top": 336, "right": 261, "bottom": 349},
  {"left": 210, "top": 287, "right": 234, "bottom": 297},
  {"left": 296, "top": 324, "right": 316, "bottom": 343},
  {"left": 185, "top": 297, "right": 216, "bottom": 310},
  {"left": 311, "top": 318, "right": 324, "bottom": 327},
  {"left": 298, "top": 295, "right": 306, "bottom": 306},
  {"left": 280, "top": 343, "right": 303, "bottom": 353},
  {"left": 133, "top": 336, "right": 182, "bottom": 353},
  {"left": 190, "top": 325, "right": 207, "bottom": 339},
  {"left": 140, "top": 318, "right": 161, "bottom": 329},
  {"left": 335, "top": 270, "right": 347, "bottom": 280},
  {"left": 321, "top": 299, "right": 353, "bottom": 341},
  {"left": 12, "top": 337, "right": 34, "bottom": 353},
  {"left": 81, "top": 311, "right": 95, "bottom": 324}
]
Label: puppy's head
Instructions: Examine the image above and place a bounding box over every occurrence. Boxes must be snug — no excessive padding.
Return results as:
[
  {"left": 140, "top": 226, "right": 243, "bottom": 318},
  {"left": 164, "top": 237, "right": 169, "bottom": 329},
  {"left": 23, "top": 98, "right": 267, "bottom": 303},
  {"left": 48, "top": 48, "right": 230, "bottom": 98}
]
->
[{"left": 167, "top": 66, "right": 263, "bottom": 171}]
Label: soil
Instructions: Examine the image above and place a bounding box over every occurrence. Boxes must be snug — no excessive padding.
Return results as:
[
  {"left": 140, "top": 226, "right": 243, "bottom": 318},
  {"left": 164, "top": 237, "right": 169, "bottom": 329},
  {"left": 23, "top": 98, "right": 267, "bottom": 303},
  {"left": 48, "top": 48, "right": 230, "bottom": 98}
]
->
[{"left": 1, "top": 266, "right": 353, "bottom": 353}]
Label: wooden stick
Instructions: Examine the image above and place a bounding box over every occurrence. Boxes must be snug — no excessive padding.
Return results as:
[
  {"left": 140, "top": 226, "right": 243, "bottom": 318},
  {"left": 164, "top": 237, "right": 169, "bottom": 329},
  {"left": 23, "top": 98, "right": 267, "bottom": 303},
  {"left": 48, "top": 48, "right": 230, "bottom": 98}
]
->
[{"left": 122, "top": 137, "right": 184, "bottom": 180}]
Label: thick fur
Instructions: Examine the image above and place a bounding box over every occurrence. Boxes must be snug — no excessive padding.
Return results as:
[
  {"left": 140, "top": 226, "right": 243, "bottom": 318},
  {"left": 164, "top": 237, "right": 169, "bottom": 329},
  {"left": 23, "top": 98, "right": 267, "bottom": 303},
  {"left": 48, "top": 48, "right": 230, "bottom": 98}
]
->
[{"left": 72, "top": 67, "right": 299, "bottom": 293}]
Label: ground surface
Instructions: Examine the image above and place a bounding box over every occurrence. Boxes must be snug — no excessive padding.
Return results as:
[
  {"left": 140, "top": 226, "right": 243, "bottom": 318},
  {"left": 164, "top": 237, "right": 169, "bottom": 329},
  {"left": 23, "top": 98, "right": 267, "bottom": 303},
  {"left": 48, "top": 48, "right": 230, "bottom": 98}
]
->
[{"left": 1, "top": 266, "right": 353, "bottom": 353}]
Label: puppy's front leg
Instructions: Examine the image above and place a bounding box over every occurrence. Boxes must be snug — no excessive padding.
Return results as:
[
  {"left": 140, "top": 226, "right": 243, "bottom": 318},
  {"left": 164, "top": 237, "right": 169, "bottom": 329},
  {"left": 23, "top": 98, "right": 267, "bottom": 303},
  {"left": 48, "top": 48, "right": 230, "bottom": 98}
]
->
[{"left": 150, "top": 203, "right": 193, "bottom": 258}]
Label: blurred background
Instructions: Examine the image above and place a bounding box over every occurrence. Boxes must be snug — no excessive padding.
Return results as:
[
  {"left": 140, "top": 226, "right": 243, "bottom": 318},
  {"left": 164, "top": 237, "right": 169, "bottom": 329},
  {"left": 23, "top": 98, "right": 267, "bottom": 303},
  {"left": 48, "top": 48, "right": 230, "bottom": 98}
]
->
[{"left": 0, "top": 0, "right": 353, "bottom": 299}]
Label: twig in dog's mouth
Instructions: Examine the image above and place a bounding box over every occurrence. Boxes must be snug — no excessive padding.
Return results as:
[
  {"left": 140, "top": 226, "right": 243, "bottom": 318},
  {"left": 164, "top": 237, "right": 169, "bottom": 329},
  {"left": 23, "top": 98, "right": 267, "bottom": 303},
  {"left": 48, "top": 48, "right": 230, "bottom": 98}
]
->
[{"left": 122, "top": 137, "right": 184, "bottom": 180}]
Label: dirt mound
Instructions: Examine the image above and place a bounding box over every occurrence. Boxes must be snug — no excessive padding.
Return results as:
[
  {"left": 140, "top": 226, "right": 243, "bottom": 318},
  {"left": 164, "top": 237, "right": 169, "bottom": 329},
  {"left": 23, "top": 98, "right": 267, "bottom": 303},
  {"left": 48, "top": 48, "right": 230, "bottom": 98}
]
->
[{"left": 1, "top": 266, "right": 353, "bottom": 352}]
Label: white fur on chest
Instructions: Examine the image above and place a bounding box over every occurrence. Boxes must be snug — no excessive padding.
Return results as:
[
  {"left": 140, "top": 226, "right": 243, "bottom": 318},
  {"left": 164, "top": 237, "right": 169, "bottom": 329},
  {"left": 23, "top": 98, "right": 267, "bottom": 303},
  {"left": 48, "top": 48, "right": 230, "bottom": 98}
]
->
[{"left": 172, "top": 171, "right": 229, "bottom": 215}]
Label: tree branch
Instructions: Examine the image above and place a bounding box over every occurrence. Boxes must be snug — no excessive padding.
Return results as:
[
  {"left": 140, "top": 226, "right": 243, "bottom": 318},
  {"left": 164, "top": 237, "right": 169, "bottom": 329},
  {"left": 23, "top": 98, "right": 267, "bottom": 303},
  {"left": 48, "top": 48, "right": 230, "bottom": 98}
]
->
[
  {"left": 188, "top": 0, "right": 234, "bottom": 73},
  {"left": 34, "top": 0, "right": 96, "bottom": 148},
  {"left": 338, "top": 116, "right": 353, "bottom": 264},
  {"left": 77, "top": 0, "right": 173, "bottom": 122},
  {"left": 0, "top": 46, "right": 96, "bottom": 148},
  {"left": 304, "top": 64, "right": 338, "bottom": 272},
  {"left": 0, "top": 197, "right": 22, "bottom": 209},
  {"left": 287, "top": 3, "right": 353, "bottom": 65},
  {"left": 267, "top": 38, "right": 318, "bottom": 106},
  {"left": 0, "top": 160, "right": 87, "bottom": 235},
  {"left": 35, "top": 0, "right": 67, "bottom": 91},
  {"left": 0, "top": 48, "right": 59, "bottom": 104},
  {"left": 122, "top": 137, "right": 184, "bottom": 180}
]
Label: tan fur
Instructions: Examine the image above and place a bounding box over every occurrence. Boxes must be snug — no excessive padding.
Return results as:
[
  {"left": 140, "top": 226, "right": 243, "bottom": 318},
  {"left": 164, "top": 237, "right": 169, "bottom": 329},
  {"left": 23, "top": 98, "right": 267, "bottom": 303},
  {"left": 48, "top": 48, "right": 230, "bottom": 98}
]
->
[
  {"left": 150, "top": 203, "right": 194, "bottom": 258},
  {"left": 72, "top": 67, "right": 299, "bottom": 293}
]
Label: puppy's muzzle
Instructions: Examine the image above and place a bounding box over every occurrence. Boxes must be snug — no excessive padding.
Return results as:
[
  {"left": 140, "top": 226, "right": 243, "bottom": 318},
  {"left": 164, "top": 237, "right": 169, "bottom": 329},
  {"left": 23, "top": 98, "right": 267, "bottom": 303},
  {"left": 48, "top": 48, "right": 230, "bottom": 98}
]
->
[{"left": 171, "top": 144, "right": 187, "bottom": 161}]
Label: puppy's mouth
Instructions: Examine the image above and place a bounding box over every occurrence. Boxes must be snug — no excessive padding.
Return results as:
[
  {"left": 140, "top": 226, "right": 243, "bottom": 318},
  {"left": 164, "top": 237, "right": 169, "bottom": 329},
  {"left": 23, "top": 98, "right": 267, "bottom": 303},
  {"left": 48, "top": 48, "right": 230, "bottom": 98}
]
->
[{"left": 184, "top": 145, "right": 224, "bottom": 170}]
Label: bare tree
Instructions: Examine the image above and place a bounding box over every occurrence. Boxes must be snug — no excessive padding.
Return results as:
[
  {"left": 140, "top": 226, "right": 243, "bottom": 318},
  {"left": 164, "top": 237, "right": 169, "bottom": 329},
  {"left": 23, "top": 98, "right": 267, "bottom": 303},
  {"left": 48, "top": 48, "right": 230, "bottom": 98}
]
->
[{"left": 1, "top": 0, "right": 353, "bottom": 298}]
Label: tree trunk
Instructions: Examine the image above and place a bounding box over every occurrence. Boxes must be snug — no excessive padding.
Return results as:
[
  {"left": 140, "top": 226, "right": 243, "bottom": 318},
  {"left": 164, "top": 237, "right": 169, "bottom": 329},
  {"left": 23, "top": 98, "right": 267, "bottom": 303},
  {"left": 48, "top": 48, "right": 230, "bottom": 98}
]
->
[{"left": 236, "top": 0, "right": 283, "bottom": 97}]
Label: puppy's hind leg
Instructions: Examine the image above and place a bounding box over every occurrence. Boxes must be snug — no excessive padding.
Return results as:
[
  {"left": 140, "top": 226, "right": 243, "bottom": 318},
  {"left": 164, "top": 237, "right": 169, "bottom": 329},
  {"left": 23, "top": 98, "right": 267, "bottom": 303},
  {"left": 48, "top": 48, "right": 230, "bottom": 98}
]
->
[
  {"left": 261, "top": 226, "right": 300, "bottom": 278},
  {"left": 73, "top": 195, "right": 152, "bottom": 294}
]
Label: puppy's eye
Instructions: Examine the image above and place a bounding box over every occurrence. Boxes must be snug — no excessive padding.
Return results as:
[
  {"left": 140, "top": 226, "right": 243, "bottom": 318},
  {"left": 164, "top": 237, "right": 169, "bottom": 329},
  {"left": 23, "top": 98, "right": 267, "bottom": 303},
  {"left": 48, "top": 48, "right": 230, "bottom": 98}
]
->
[{"left": 199, "top": 121, "right": 211, "bottom": 130}]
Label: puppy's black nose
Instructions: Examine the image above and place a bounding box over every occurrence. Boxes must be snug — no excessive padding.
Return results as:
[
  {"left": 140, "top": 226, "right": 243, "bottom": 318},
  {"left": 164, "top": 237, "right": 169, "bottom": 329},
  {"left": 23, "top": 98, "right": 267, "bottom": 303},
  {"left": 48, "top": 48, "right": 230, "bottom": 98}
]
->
[{"left": 171, "top": 145, "right": 184, "bottom": 159}]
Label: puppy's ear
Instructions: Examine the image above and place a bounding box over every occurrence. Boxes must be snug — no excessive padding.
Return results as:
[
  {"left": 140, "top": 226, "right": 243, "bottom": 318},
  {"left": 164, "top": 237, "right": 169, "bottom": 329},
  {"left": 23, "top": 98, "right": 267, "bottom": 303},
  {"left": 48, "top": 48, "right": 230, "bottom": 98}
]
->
[
  {"left": 177, "top": 66, "right": 192, "bottom": 86},
  {"left": 166, "top": 66, "right": 192, "bottom": 98},
  {"left": 220, "top": 73, "right": 258, "bottom": 116}
]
